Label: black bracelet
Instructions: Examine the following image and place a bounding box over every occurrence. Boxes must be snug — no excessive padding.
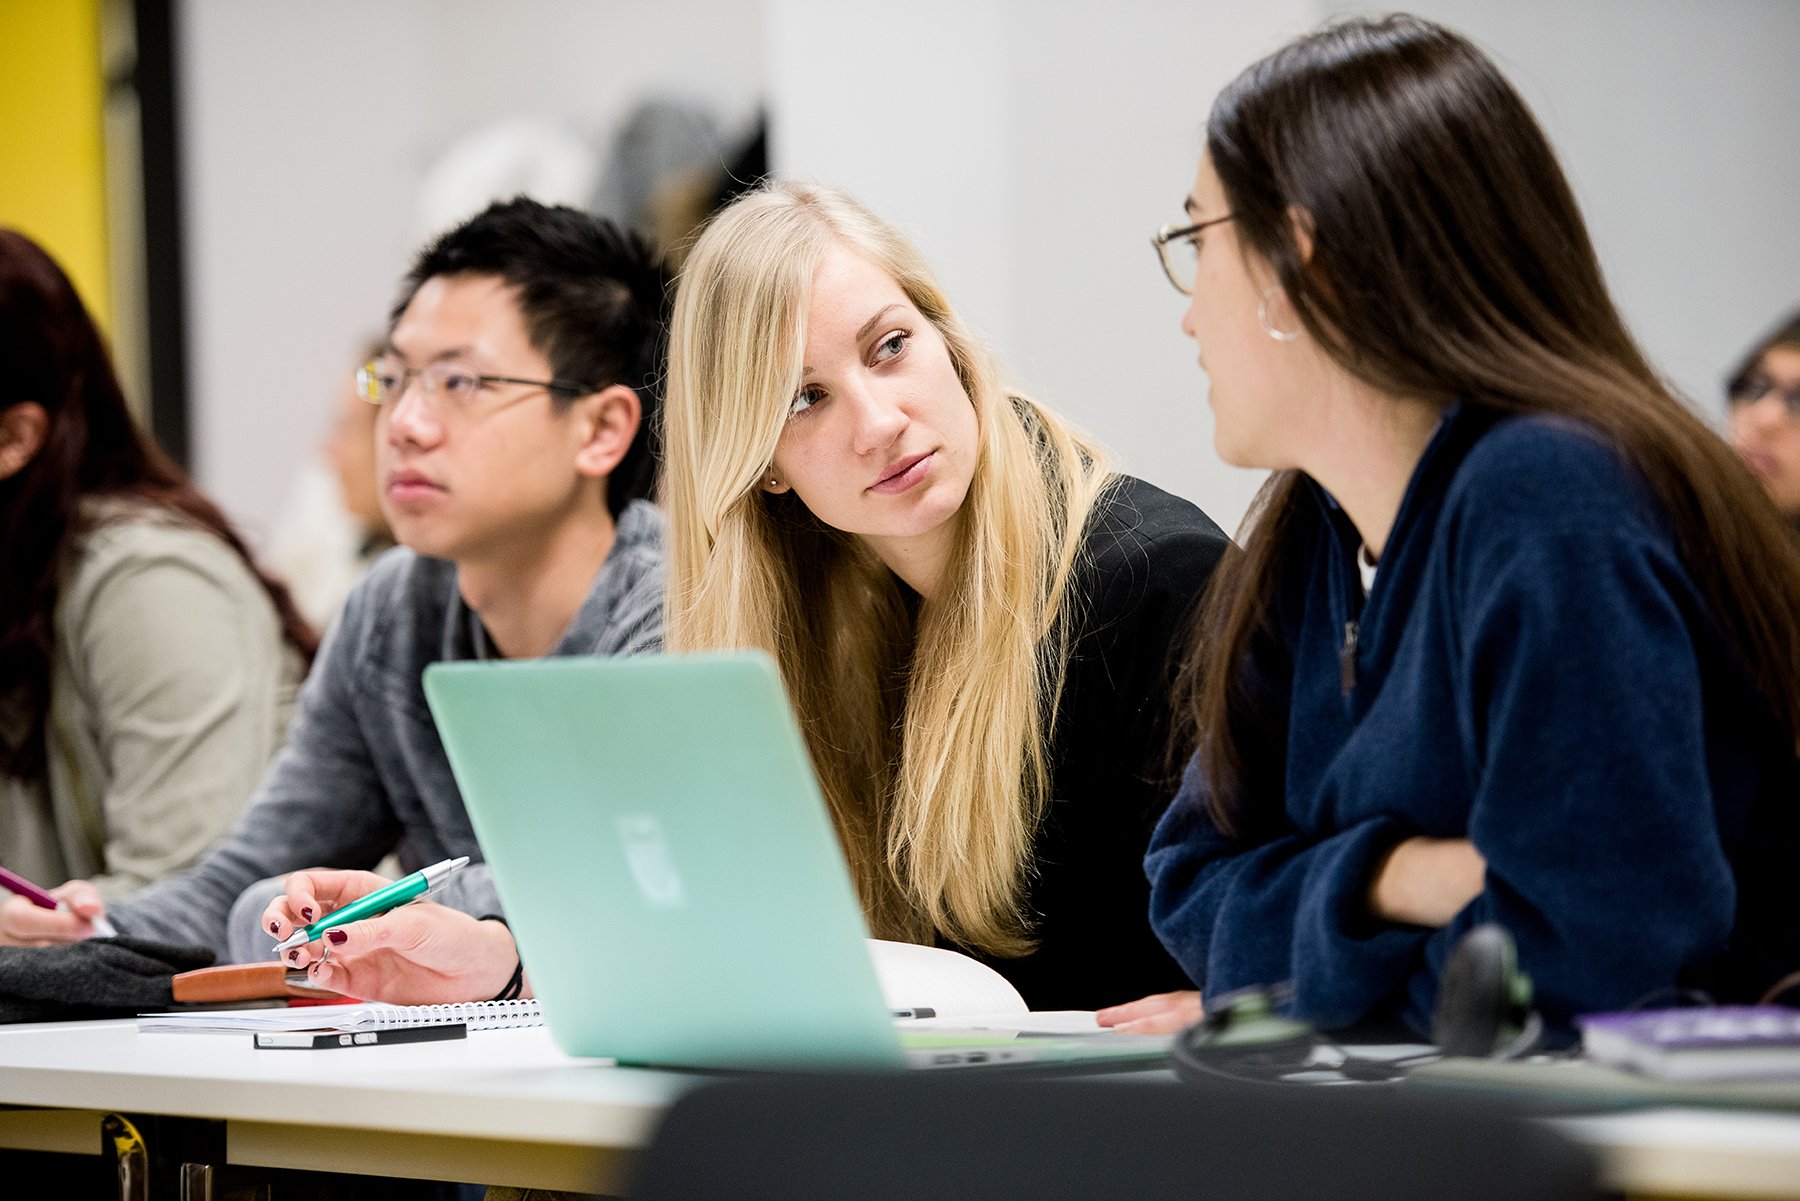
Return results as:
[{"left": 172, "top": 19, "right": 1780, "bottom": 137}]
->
[{"left": 479, "top": 914, "right": 526, "bottom": 1002}]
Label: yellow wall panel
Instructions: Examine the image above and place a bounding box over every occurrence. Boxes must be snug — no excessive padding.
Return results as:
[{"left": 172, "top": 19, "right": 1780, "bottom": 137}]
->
[{"left": 0, "top": 0, "right": 110, "bottom": 326}]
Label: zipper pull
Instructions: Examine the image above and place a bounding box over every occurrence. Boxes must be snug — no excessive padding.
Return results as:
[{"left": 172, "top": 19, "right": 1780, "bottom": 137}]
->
[{"left": 1340, "top": 620, "right": 1359, "bottom": 695}]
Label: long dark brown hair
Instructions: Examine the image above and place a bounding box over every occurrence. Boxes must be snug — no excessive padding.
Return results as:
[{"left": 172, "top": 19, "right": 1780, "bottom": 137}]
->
[
  {"left": 0, "top": 229, "right": 317, "bottom": 781},
  {"left": 1184, "top": 15, "right": 1800, "bottom": 835}
]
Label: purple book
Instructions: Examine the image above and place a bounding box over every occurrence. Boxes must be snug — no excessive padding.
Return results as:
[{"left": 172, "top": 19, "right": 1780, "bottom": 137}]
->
[{"left": 1577, "top": 1007, "right": 1800, "bottom": 1080}]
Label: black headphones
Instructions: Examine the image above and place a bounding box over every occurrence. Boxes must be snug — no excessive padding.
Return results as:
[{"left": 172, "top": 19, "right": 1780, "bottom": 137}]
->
[
  {"left": 1171, "top": 923, "right": 1541, "bottom": 1086},
  {"left": 1431, "top": 922, "right": 1542, "bottom": 1058}
]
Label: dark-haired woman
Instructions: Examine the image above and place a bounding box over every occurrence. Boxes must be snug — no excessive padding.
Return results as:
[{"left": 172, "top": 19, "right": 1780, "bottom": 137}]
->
[
  {"left": 1128, "top": 16, "right": 1800, "bottom": 1041},
  {"left": 0, "top": 230, "right": 314, "bottom": 933},
  {"left": 1727, "top": 311, "right": 1800, "bottom": 525}
]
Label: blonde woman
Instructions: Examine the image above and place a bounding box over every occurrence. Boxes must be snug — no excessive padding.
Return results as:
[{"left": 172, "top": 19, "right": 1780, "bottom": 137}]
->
[{"left": 656, "top": 181, "right": 1228, "bottom": 1010}]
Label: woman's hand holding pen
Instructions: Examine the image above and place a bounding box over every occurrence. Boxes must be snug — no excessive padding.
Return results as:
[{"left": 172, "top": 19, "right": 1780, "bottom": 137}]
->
[
  {"left": 0, "top": 879, "right": 109, "bottom": 946},
  {"left": 263, "top": 869, "right": 521, "bottom": 1005}
]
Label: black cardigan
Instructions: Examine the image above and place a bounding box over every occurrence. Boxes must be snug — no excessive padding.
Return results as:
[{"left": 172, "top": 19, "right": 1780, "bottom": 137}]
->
[{"left": 954, "top": 475, "right": 1230, "bottom": 1010}]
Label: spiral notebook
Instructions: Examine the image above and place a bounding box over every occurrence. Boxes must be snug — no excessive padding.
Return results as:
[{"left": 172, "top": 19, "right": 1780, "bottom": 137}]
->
[{"left": 138, "top": 998, "right": 544, "bottom": 1035}]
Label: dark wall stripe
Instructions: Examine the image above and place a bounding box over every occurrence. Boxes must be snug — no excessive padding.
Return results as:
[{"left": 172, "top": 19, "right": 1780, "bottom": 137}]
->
[{"left": 134, "top": 0, "right": 189, "bottom": 469}]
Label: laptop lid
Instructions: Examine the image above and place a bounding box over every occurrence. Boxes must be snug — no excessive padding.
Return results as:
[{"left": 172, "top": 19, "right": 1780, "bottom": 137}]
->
[{"left": 423, "top": 652, "right": 907, "bottom": 1070}]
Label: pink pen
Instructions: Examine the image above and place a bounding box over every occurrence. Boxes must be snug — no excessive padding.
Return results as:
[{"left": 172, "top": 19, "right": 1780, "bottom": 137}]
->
[{"left": 0, "top": 865, "right": 118, "bottom": 938}]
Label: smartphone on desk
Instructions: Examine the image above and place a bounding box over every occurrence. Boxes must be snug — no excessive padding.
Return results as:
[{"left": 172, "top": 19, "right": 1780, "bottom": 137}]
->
[{"left": 254, "top": 1024, "right": 469, "bottom": 1050}]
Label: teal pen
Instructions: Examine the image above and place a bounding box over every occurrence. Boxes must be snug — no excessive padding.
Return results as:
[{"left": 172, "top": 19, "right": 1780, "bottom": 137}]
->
[{"left": 272, "top": 856, "right": 469, "bottom": 953}]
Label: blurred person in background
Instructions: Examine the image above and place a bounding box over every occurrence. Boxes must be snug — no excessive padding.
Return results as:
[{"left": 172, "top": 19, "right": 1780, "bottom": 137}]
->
[
  {"left": 0, "top": 229, "right": 314, "bottom": 920},
  {"left": 325, "top": 341, "right": 397, "bottom": 561},
  {"left": 267, "top": 336, "right": 397, "bottom": 631},
  {"left": 1726, "top": 311, "right": 1800, "bottom": 527}
]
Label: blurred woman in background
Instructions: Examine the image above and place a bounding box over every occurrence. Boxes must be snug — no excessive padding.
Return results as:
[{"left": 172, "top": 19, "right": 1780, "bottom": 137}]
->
[{"left": 1726, "top": 311, "right": 1800, "bottom": 526}]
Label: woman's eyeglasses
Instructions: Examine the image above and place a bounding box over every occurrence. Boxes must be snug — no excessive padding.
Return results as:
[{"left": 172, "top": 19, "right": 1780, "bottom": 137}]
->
[
  {"left": 1150, "top": 214, "right": 1234, "bottom": 296},
  {"left": 1728, "top": 375, "right": 1800, "bottom": 420}
]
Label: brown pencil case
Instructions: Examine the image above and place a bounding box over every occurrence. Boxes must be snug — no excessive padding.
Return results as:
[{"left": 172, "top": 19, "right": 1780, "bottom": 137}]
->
[{"left": 172, "top": 962, "right": 347, "bottom": 1005}]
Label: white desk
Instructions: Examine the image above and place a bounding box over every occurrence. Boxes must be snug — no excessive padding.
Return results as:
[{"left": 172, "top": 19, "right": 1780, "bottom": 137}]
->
[
  {"left": 1555, "top": 1109, "right": 1800, "bottom": 1201},
  {"left": 0, "top": 1019, "right": 693, "bottom": 1192},
  {"left": 3, "top": 1020, "right": 1800, "bottom": 1197}
]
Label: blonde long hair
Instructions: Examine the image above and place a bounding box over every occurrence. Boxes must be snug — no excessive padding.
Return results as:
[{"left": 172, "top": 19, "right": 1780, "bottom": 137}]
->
[{"left": 663, "top": 182, "right": 1112, "bottom": 955}]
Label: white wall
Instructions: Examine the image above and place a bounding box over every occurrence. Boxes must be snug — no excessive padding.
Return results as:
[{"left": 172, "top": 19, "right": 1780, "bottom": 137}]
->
[
  {"left": 180, "top": 1, "right": 1800, "bottom": 542},
  {"left": 178, "top": 1, "right": 421, "bottom": 542},
  {"left": 177, "top": 0, "right": 765, "bottom": 539}
]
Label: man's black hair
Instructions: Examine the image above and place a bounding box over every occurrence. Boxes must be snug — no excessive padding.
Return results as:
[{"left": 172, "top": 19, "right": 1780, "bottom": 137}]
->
[{"left": 391, "top": 197, "right": 670, "bottom": 516}]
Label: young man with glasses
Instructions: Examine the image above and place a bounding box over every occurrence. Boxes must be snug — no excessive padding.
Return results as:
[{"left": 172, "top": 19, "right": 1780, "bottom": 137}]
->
[{"left": 0, "top": 198, "right": 670, "bottom": 961}]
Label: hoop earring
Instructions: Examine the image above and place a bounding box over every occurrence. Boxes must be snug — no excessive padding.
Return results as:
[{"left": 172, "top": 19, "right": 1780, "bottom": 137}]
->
[{"left": 1259, "top": 287, "right": 1300, "bottom": 342}]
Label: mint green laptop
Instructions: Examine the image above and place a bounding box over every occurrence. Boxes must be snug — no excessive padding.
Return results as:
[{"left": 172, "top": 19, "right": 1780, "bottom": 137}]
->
[{"left": 423, "top": 652, "right": 1169, "bottom": 1072}]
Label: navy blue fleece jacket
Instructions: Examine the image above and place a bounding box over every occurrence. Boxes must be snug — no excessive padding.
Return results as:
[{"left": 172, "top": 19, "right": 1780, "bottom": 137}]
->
[{"left": 1146, "top": 405, "right": 1800, "bottom": 1038}]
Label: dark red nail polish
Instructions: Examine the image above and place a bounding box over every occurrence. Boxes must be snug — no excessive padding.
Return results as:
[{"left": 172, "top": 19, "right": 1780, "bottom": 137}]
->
[
  {"left": 301, "top": 907, "right": 315, "bottom": 922},
  {"left": 269, "top": 920, "right": 280, "bottom": 934},
  {"left": 287, "top": 949, "right": 301, "bottom": 963},
  {"left": 326, "top": 929, "right": 347, "bottom": 946}
]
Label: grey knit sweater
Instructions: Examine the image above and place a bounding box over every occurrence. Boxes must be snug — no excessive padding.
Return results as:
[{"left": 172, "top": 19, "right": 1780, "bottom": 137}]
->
[{"left": 110, "top": 500, "right": 666, "bottom": 960}]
